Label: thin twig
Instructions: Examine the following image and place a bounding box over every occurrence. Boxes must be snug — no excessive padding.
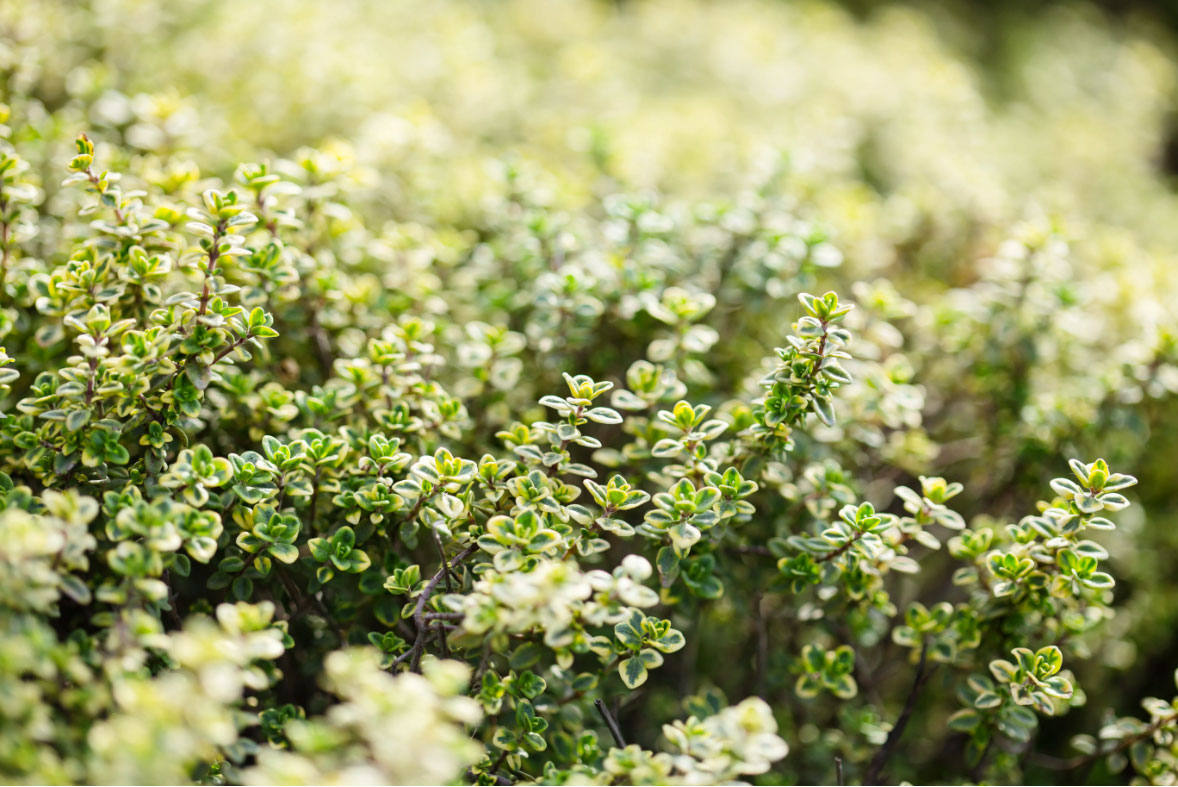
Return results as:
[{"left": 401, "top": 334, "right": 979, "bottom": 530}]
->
[
  {"left": 277, "top": 564, "right": 347, "bottom": 642},
  {"left": 835, "top": 755, "right": 844, "bottom": 786},
  {"left": 162, "top": 570, "right": 184, "bottom": 629},
  {"left": 546, "top": 405, "right": 583, "bottom": 477},
  {"left": 753, "top": 592, "right": 769, "bottom": 699},
  {"left": 464, "top": 750, "right": 513, "bottom": 785},
  {"left": 1028, "top": 712, "right": 1177, "bottom": 772},
  {"left": 866, "top": 639, "right": 935, "bottom": 785},
  {"left": 434, "top": 530, "right": 454, "bottom": 592},
  {"left": 430, "top": 533, "right": 455, "bottom": 660},
  {"left": 408, "top": 544, "right": 477, "bottom": 672},
  {"left": 595, "top": 698, "right": 627, "bottom": 748},
  {"left": 465, "top": 766, "right": 512, "bottom": 785},
  {"left": 968, "top": 735, "right": 994, "bottom": 783},
  {"left": 471, "top": 641, "right": 493, "bottom": 690}
]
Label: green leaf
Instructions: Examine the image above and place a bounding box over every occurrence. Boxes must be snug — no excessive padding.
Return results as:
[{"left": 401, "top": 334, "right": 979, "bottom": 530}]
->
[
  {"left": 795, "top": 674, "right": 822, "bottom": 699},
  {"left": 1083, "top": 571, "right": 1115, "bottom": 589},
  {"left": 619, "top": 656, "right": 648, "bottom": 689},
  {"left": 65, "top": 409, "right": 90, "bottom": 432},
  {"left": 649, "top": 629, "right": 685, "bottom": 653},
  {"left": 510, "top": 642, "right": 545, "bottom": 670},
  {"left": 826, "top": 673, "right": 857, "bottom": 699},
  {"left": 332, "top": 526, "right": 356, "bottom": 550},
  {"left": 811, "top": 396, "right": 835, "bottom": 426},
  {"left": 947, "top": 709, "right": 981, "bottom": 732},
  {"left": 232, "top": 575, "right": 253, "bottom": 601},
  {"left": 59, "top": 574, "right": 92, "bottom": 604},
  {"left": 973, "top": 691, "right": 1003, "bottom": 710},
  {"left": 656, "top": 546, "right": 680, "bottom": 587},
  {"left": 269, "top": 542, "right": 300, "bottom": 564},
  {"left": 614, "top": 621, "right": 643, "bottom": 650}
]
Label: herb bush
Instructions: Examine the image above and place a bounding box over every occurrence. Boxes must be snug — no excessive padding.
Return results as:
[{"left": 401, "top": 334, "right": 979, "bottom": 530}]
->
[{"left": 5, "top": 0, "right": 1178, "bottom": 785}]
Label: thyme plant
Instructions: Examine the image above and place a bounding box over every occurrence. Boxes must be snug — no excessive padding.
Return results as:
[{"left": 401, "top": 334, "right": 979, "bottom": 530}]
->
[{"left": 4, "top": 1, "right": 1178, "bottom": 785}]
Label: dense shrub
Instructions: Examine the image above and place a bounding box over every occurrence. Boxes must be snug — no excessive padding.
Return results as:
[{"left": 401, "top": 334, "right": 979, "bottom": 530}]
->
[{"left": 5, "top": 0, "right": 1178, "bottom": 785}]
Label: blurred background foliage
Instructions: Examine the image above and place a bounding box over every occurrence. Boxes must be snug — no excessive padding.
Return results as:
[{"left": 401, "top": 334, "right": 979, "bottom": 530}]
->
[{"left": 9, "top": 0, "right": 1178, "bottom": 782}]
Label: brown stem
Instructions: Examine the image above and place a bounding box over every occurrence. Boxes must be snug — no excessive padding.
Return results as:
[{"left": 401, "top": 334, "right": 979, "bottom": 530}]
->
[
  {"left": 816, "top": 532, "right": 863, "bottom": 564},
  {"left": 866, "top": 639, "right": 935, "bottom": 785},
  {"left": 546, "top": 405, "right": 584, "bottom": 477},
  {"left": 212, "top": 335, "right": 249, "bottom": 364},
  {"left": 162, "top": 570, "right": 184, "bottom": 629},
  {"left": 561, "top": 504, "right": 614, "bottom": 559},
  {"left": 403, "top": 487, "right": 440, "bottom": 529},
  {"left": 407, "top": 544, "right": 478, "bottom": 672},
  {"left": 1029, "top": 712, "right": 1177, "bottom": 772},
  {"left": 196, "top": 220, "right": 226, "bottom": 318},
  {"left": 84, "top": 168, "right": 125, "bottom": 224},
  {"left": 433, "top": 530, "right": 454, "bottom": 592},
  {"left": 277, "top": 564, "right": 347, "bottom": 642},
  {"left": 595, "top": 698, "right": 627, "bottom": 748},
  {"left": 753, "top": 592, "right": 769, "bottom": 699},
  {"left": 84, "top": 356, "right": 98, "bottom": 406}
]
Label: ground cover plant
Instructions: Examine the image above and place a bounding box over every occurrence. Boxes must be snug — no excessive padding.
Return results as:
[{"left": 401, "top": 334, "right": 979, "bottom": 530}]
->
[{"left": 6, "top": 0, "right": 1178, "bottom": 784}]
